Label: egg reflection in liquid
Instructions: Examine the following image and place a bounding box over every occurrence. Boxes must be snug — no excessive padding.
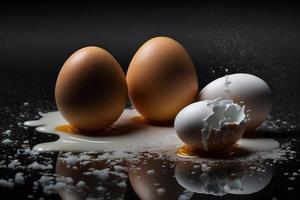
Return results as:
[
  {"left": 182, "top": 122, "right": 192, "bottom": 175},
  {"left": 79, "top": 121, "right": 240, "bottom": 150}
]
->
[
  {"left": 128, "top": 152, "right": 275, "bottom": 199},
  {"left": 127, "top": 153, "right": 188, "bottom": 200},
  {"left": 175, "top": 159, "right": 273, "bottom": 196}
]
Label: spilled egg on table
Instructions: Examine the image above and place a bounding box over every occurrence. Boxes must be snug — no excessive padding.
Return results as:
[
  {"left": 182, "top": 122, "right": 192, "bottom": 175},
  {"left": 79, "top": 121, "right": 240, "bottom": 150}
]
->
[
  {"left": 23, "top": 39, "right": 279, "bottom": 160},
  {"left": 126, "top": 36, "right": 199, "bottom": 122},
  {"left": 174, "top": 73, "right": 272, "bottom": 154},
  {"left": 55, "top": 46, "right": 127, "bottom": 132}
]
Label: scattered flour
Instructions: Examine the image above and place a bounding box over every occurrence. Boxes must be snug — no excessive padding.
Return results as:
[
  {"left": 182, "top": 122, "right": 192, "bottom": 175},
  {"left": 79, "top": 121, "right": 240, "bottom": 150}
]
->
[
  {"left": 27, "top": 161, "right": 53, "bottom": 170},
  {"left": 2, "top": 139, "right": 13, "bottom": 145},
  {"left": 147, "top": 169, "right": 155, "bottom": 175},
  {"left": 8, "top": 159, "right": 21, "bottom": 168},
  {"left": 0, "top": 179, "right": 14, "bottom": 189},
  {"left": 14, "top": 172, "right": 25, "bottom": 185},
  {"left": 156, "top": 188, "right": 166, "bottom": 195}
]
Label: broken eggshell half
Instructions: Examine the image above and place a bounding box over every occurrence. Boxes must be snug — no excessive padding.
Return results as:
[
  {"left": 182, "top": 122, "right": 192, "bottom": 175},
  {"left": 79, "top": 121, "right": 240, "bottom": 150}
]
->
[{"left": 174, "top": 98, "right": 247, "bottom": 152}]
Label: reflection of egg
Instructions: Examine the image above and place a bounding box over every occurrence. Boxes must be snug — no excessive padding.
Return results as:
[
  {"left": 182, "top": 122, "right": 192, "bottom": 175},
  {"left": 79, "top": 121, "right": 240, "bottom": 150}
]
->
[
  {"left": 55, "top": 46, "right": 127, "bottom": 132},
  {"left": 175, "top": 98, "right": 246, "bottom": 152},
  {"left": 126, "top": 37, "right": 198, "bottom": 122},
  {"left": 55, "top": 152, "right": 127, "bottom": 200},
  {"left": 175, "top": 160, "right": 273, "bottom": 196},
  {"left": 175, "top": 162, "right": 241, "bottom": 196},
  {"left": 128, "top": 154, "right": 186, "bottom": 200},
  {"left": 199, "top": 73, "right": 272, "bottom": 131}
]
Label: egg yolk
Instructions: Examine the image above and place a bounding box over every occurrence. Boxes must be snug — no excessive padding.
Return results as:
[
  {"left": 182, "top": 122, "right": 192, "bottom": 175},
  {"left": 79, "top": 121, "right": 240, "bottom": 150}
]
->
[
  {"left": 55, "top": 124, "right": 78, "bottom": 134},
  {"left": 176, "top": 145, "right": 201, "bottom": 158}
]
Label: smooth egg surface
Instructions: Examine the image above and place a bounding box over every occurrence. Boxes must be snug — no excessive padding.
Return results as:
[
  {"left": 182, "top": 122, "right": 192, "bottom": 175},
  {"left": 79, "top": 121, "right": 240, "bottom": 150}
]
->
[
  {"left": 126, "top": 37, "right": 198, "bottom": 122},
  {"left": 199, "top": 73, "right": 272, "bottom": 131},
  {"left": 55, "top": 46, "right": 127, "bottom": 132}
]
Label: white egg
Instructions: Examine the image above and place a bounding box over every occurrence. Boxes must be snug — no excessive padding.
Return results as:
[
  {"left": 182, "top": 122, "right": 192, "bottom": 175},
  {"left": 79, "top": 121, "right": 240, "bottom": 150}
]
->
[
  {"left": 174, "top": 98, "right": 246, "bottom": 152},
  {"left": 199, "top": 73, "right": 272, "bottom": 131}
]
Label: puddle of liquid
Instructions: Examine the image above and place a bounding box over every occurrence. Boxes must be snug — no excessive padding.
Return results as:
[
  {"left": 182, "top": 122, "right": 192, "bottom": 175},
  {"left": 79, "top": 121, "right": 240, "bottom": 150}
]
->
[
  {"left": 177, "top": 138, "right": 280, "bottom": 158},
  {"left": 24, "top": 109, "right": 182, "bottom": 153},
  {"left": 24, "top": 109, "right": 281, "bottom": 161}
]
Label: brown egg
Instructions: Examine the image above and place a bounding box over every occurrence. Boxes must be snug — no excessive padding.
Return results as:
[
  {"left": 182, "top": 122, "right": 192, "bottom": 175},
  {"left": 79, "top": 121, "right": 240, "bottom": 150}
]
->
[
  {"left": 55, "top": 46, "right": 127, "bottom": 132},
  {"left": 126, "top": 37, "right": 198, "bottom": 122}
]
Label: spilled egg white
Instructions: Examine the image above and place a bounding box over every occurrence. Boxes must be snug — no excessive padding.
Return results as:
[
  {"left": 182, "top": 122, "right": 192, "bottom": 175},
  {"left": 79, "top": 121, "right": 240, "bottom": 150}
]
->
[
  {"left": 199, "top": 73, "right": 272, "bottom": 131},
  {"left": 174, "top": 98, "right": 246, "bottom": 152}
]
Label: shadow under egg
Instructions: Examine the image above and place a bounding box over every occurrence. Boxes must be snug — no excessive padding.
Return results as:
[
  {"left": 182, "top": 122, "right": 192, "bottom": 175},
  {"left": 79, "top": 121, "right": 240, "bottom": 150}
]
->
[
  {"left": 55, "top": 121, "right": 146, "bottom": 137},
  {"left": 176, "top": 143, "right": 262, "bottom": 160},
  {"left": 131, "top": 116, "right": 174, "bottom": 127},
  {"left": 243, "top": 129, "right": 266, "bottom": 138}
]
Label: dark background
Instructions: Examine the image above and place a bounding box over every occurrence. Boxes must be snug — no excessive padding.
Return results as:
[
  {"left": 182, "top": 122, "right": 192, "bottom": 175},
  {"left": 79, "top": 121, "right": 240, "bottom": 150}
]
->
[{"left": 0, "top": 2, "right": 300, "bottom": 199}]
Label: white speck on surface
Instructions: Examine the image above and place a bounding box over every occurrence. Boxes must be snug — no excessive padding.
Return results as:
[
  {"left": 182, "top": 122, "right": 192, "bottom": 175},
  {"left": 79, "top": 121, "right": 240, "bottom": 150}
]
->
[
  {"left": 2, "top": 139, "right": 13, "bottom": 144},
  {"left": 0, "top": 179, "right": 14, "bottom": 189},
  {"left": 8, "top": 159, "right": 21, "bottom": 168},
  {"left": 60, "top": 152, "right": 92, "bottom": 166},
  {"left": 27, "top": 161, "right": 53, "bottom": 170},
  {"left": 114, "top": 165, "right": 126, "bottom": 171},
  {"left": 96, "top": 186, "right": 106, "bottom": 192},
  {"left": 86, "top": 168, "right": 110, "bottom": 180},
  {"left": 76, "top": 180, "right": 86, "bottom": 188},
  {"left": 287, "top": 187, "right": 294, "bottom": 190},
  {"left": 201, "top": 164, "right": 211, "bottom": 172},
  {"left": 14, "top": 172, "right": 25, "bottom": 185},
  {"left": 147, "top": 169, "right": 155, "bottom": 175},
  {"left": 38, "top": 176, "right": 74, "bottom": 195},
  {"left": 116, "top": 181, "right": 127, "bottom": 188},
  {"left": 154, "top": 182, "right": 160, "bottom": 186},
  {"left": 3, "top": 130, "right": 12, "bottom": 135},
  {"left": 178, "top": 189, "right": 194, "bottom": 200},
  {"left": 156, "top": 188, "right": 165, "bottom": 195}
]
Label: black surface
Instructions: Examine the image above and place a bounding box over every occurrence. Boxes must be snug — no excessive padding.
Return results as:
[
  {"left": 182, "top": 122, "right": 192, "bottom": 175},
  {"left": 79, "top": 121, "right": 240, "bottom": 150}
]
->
[{"left": 0, "top": 2, "right": 300, "bottom": 200}]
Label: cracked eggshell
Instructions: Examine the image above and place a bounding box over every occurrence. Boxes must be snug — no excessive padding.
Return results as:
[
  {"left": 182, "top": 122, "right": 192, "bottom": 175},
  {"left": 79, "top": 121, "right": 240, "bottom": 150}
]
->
[
  {"left": 126, "top": 37, "right": 198, "bottom": 122},
  {"left": 174, "top": 99, "right": 246, "bottom": 152},
  {"left": 55, "top": 46, "right": 127, "bottom": 132},
  {"left": 199, "top": 73, "right": 272, "bottom": 131}
]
